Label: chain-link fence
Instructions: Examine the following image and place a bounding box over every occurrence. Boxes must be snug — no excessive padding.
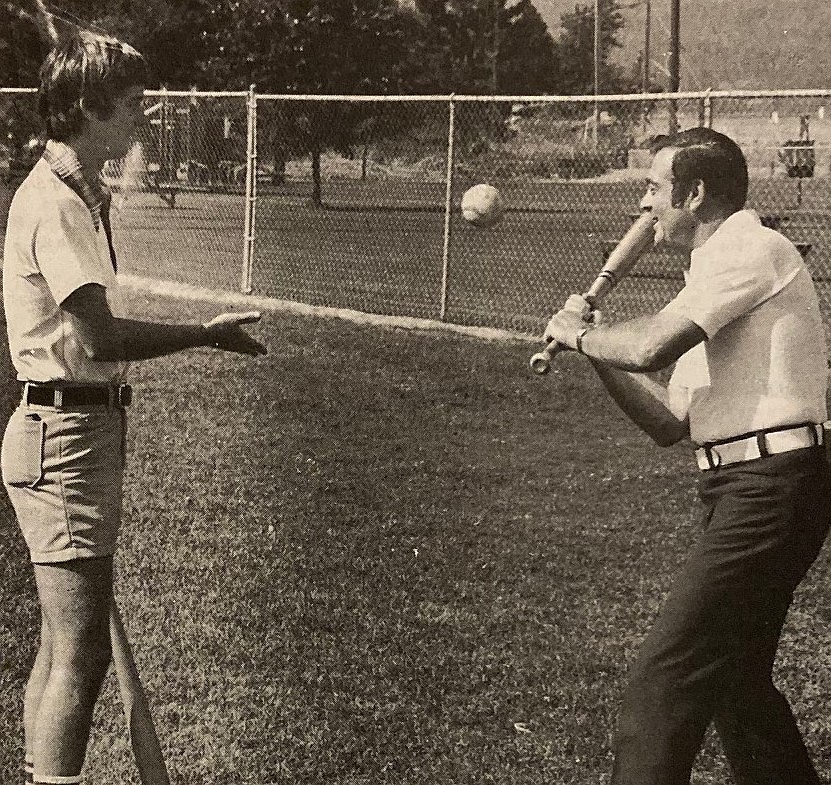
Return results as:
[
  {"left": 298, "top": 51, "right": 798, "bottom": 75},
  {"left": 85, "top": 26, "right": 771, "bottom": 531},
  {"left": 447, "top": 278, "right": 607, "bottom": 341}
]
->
[
  {"left": 107, "top": 89, "right": 251, "bottom": 293},
  {"left": 1, "top": 87, "right": 251, "bottom": 293},
  {"left": 3, "top": 88, "right": 831, "bottom": 337}
]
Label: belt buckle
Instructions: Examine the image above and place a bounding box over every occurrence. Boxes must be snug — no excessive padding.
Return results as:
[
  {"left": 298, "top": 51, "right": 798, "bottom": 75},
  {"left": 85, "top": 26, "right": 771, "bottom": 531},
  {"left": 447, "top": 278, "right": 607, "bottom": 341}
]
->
[{"left": 699, "top": 444, "right": 722, "bottom": 470}]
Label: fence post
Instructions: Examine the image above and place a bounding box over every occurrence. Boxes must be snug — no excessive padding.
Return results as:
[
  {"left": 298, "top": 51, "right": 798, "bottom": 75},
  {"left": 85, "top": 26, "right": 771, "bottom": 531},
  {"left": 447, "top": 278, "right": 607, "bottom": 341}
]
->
[
  {"left": 241, "top": 84, "right": 257, "bottom": 294},
  {"left": 159, "top": 85, "right": 169, "bottom": 180},
  {"left": 705, "top": 90, "right": 714, "bottom": 128},
  {"left": 440, "top": 96, "right": 456, "bottom": 321}
]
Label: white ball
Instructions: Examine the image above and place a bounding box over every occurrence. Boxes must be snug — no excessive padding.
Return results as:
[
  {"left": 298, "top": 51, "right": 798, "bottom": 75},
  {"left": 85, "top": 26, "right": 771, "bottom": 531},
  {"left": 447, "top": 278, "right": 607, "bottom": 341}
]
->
[{"left": 461, "top": 183, "right": 504, "bottom": 228}]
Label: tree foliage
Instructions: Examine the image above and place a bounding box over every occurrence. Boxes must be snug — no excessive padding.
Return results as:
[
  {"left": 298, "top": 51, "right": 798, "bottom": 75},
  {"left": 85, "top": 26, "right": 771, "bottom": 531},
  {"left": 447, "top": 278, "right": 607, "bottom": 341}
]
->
[
  {"left": 0, "top": 2, "right": 49, "bottom": 87},
  {"left": 411, "top": 0, "right": 558, "bottom": 94},
  {"left": 0, "top": 0, "right": 643, "bottom": 198},
  {"left": 553, "top": 0, "right": 633, "bottom": 95}
]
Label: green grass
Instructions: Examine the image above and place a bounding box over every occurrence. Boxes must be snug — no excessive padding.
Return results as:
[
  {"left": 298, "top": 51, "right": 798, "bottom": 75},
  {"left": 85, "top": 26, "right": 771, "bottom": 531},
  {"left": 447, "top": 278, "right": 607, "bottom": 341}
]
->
[{"left": 2, "top": 290, "right": 830, "bottom": 784}]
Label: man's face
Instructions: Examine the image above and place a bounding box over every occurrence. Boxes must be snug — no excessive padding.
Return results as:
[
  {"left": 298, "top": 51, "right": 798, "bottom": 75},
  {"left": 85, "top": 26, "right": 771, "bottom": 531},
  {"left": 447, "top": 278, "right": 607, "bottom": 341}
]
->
[
  {"left": 640, "top": 146, "right": 696, "bottom": 250},
  {"left": 89, "top": 84, "right": 145, "bottom": 162}
]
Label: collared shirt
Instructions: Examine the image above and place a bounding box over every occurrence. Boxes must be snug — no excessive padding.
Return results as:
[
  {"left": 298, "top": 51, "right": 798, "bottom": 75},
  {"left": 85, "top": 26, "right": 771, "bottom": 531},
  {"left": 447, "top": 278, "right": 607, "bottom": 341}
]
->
[
  {"left": 42, "top": 140, "right": 106, "bottom": 230},
  {"left": 2, "top": 145, "right": 128, "bottom": 384},
  {"left": 663, "top": 209, "right": 828, "bottom": 444},
  {"left": 41, "top": 140, "right": 117, "bottom": 271}
]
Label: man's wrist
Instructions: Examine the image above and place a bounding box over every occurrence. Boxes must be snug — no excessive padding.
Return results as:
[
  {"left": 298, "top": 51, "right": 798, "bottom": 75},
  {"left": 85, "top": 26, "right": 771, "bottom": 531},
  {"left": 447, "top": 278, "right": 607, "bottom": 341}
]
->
[
  {"left": 575, "top": 326, "right": 591, "bottom": 354},
  {"left": 200, "top": 323, "right": 217, "bottom": 348}
]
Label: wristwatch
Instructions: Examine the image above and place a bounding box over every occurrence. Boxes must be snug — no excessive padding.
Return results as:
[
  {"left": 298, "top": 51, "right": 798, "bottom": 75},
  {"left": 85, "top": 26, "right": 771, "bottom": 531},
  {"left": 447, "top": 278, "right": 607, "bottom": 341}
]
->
[{"left": 575, "top": 327, "right": 591, "bottom": 354}]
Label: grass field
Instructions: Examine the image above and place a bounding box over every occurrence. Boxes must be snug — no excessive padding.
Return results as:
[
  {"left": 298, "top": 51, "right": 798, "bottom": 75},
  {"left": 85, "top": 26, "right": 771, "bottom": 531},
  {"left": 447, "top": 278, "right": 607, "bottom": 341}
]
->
[
  {"left": 1, "top": 288, "right": 831, "bottom": 784},
  {"left": 6, "top": 171, "right": 831, "bottom": 332},
  {"left": 2, "top": 169, "right": 831, "bottom": 782},
  {"left": 106, "top": 174, "right": 831, "bottom": 337}
]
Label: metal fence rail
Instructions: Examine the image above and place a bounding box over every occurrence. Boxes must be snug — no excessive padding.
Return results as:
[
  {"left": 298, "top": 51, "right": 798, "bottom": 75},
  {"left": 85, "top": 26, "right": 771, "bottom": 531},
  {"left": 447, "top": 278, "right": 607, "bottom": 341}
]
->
[{"left": 3, "top": 87, "right": 831, "bottom": 336}]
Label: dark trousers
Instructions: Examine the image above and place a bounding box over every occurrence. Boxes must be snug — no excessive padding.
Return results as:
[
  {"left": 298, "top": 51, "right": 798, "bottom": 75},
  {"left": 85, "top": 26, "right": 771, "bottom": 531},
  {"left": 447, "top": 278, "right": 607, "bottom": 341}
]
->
[{"left": 611, "top": 447, "right": 831, "bottom": 785}]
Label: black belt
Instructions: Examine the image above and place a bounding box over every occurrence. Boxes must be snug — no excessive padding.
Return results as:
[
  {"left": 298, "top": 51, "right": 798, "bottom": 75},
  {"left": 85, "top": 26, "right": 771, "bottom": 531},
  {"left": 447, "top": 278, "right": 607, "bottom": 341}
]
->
[{"left": 22, "top": 383, "right": 132, "bottom": 408}]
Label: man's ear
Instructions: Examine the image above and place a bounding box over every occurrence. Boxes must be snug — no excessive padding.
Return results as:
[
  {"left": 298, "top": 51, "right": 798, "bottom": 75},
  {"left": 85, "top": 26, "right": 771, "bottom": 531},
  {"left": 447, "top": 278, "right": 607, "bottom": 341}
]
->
[
  {"left": 687, "top": 179, "right": 705, "bottom": 211},
  {"left": 78, "top": 96, "right": 92, "bottom": 120},
  {"left": 77, "top": 97, "right": 100, "bottom": 124}
]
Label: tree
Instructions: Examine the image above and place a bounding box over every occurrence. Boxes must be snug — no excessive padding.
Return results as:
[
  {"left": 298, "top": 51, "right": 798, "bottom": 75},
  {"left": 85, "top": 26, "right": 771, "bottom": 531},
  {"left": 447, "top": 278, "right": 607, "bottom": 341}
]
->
[
  {"left": 206, "top": 0, "right": 426, "bottom": 204},
  {"left": 412, "top": 0, "right": 558, "bottom": 95},
  {"left": 497, "top": 0, "right": 559, "bottom": 95},
  {"left": 0, "top": 2, "right": 48, "bottom": 87},
  {"left": 38, "top": 0, "right": 226, "bottom": 88},
  {"left": 553, "top": 0, "right": 629, "bottom": 96},
  {"left": 0, "top": 2, "right": 51, "bottom": 186}
]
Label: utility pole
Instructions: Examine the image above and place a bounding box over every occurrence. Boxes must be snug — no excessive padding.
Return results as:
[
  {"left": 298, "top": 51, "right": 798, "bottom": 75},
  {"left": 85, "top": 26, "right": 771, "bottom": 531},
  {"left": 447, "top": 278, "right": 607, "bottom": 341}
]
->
[
  {"left": 593, "top": 0, "right": 600, "bottom": 145},
  {"left": 669, "top": 0, "right": 680, "bottom": 132},
  {"left": 642, "top": 0, "right": 651, "bottom": 94},
  {"left": 641, "top": 0, "right": 651, "bottom": 132},
  {"left": 492, "top": 0, "right": 499, "bottom": 93}
]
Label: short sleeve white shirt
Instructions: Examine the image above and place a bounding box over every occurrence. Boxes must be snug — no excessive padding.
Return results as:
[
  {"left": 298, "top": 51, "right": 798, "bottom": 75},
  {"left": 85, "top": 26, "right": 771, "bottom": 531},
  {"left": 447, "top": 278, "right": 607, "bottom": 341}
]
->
[
  {"left": 3, "top": 157, "right": 128, "bottom": 383},
  {"left": 663, "top": 209, "right": 827, "bottom": 444}
]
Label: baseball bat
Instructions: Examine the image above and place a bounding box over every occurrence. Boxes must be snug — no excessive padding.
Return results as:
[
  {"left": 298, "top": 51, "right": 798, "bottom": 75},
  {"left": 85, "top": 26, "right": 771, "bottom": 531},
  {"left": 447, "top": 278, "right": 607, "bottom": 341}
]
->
[
  {"left": 110, "top": 603, "right": 171, "bottom": 785},
  {"left": 529, "top": 211, "right": 657, "bottom": 375}
]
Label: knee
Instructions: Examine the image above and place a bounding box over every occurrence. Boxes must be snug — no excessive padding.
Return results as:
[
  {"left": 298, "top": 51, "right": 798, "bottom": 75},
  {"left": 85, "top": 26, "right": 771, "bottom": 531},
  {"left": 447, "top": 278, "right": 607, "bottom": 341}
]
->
[
  {"left": 617, "top": 659, "right": 682, "bottom": 742},
  {"left": 51, "top": 625, "right": 112, "bottom": 687},
  {"left": 622, "top": 659, "right": 668, "bottom": 711}
]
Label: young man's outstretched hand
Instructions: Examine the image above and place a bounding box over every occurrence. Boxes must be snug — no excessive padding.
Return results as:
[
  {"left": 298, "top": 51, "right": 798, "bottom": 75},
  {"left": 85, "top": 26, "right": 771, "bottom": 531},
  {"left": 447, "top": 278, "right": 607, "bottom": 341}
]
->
[{"left": 202, "top": 311, "right": 267, "bottom": 356}]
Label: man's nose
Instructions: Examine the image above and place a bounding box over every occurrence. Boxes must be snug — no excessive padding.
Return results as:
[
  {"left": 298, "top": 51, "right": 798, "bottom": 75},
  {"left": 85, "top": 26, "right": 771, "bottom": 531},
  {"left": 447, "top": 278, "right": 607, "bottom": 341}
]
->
[{"left": 640, "top": 193, "right": 652, "bottom": 211}]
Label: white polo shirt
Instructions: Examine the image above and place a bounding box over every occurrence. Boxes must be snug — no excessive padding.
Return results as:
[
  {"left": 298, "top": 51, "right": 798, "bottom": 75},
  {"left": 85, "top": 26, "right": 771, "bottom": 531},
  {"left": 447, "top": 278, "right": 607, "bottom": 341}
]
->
[
  {"left": 664, "top": 209, "right": 828, "bottom": 445},
  {"left": 3, "top": 157, "right": 128, "bottom": 383}
]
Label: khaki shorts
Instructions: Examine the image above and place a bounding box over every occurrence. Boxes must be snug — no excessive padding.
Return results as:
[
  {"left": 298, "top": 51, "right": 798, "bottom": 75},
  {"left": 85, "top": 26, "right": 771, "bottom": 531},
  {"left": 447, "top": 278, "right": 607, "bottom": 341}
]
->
[{"left": 1, "top": 403, "right": 126, "bottom": 563}]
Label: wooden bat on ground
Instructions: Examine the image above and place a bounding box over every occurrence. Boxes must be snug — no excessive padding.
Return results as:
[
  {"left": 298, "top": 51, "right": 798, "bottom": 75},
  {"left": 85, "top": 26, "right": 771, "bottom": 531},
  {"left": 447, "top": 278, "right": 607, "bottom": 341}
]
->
[
  {"left": 529, "top": 211, "right": 658, "bottom": 375},
  {"left": 110, "top": 603, "right": 172, "bottom": 785}
]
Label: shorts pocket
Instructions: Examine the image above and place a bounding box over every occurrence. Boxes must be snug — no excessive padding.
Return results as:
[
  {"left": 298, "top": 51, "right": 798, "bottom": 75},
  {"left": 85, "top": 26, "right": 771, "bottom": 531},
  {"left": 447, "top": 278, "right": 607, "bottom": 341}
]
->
[{"left": 2, "top": 413, "right": 46, "bottom": 488}]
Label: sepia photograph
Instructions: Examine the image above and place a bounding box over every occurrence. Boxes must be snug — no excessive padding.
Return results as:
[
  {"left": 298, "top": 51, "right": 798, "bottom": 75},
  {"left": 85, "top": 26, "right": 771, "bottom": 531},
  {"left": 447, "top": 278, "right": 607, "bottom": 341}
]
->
[{"left": 1, "top": 1, "right": 830, "bottom": 783}]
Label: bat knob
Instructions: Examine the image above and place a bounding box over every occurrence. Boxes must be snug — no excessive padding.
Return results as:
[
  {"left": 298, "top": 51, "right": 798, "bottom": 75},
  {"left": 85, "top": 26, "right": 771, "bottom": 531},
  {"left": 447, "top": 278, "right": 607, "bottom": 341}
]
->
[{"left": 529, "top": 352, "right": 551, "bottom": 375}]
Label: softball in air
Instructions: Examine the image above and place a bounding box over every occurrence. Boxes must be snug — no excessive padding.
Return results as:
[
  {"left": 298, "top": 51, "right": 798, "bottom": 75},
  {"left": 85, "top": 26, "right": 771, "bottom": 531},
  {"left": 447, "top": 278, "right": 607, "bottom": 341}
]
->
[{"left": 461, "top": 183, "right": 504, "bottom": 228}]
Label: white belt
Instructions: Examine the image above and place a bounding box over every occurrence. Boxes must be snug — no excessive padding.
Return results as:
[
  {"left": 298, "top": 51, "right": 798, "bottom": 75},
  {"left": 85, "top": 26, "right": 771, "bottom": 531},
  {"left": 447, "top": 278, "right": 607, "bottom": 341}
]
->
[{"left": 695, "top": 423, "right": 826, "bottom": 471}]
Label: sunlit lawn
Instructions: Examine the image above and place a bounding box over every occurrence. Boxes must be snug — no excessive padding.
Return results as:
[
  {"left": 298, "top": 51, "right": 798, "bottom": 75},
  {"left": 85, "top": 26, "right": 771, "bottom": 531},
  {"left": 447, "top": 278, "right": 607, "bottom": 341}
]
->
[{"left": 1, "top": 288, "right": 829, "bottom": 783}]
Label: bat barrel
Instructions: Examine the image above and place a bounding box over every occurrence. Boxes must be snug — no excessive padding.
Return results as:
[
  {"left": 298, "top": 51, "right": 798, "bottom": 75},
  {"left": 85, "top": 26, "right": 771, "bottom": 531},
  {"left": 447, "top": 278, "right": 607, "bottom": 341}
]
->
[{"left": 110, "top": 604, "right": 171, "bottom": 785}]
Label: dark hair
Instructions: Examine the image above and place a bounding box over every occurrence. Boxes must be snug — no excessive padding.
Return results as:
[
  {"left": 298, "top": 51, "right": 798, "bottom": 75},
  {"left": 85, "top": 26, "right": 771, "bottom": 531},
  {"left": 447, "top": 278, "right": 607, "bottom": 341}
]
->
[
  {"left": 38, "top": 31, "right": 149, "bottom": 141},
  {"left": 651, "top": 127, "right": 748, "bottom": 211}
]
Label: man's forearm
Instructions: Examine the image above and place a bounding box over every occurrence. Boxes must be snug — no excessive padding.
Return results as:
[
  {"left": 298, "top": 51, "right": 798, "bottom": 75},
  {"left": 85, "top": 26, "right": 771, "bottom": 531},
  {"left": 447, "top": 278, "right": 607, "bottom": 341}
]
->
[
  {"left": 577, "top": 316, "right": 678, "bottom": 372},
  {"left": 589, "top": 359, "right": 689, "bottom": 446},
  {"left": 111, "top": 318, "right": 209, "bottom": 360},
  {"left": 548, "top": 310, "right": 706, "bottom": 373}
]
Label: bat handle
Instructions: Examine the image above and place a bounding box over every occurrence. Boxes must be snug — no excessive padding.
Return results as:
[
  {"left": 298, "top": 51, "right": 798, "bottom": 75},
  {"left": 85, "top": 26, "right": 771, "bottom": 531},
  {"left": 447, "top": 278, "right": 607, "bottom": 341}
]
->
[{"left": 529, "top": 341, "right": 562, "bottom": 375}]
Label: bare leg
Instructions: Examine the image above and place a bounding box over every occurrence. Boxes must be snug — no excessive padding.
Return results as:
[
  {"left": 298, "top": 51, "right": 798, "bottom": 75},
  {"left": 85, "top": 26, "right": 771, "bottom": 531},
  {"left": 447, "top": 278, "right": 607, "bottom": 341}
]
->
[
  {"left": 32, "top": 557, "right": 113, "bottom": 778},
  {"left": 24, "top": 615, "right": 52, "bottom": 766}
]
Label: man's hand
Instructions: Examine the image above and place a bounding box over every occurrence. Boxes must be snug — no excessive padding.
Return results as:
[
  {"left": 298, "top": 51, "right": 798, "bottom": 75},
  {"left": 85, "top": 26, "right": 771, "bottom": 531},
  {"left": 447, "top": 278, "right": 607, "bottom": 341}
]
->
[
  {"left": 203, "top": 311, "right": 267, "bottom": 356},
  {"left": 543, "top": 295, "right": 597, "bottom": 351}
]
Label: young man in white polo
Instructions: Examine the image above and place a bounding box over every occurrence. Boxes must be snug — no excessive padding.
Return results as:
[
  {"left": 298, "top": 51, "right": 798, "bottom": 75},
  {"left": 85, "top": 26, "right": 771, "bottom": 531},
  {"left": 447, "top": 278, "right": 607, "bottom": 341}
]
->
[
  {"left": 544, "top": 127, "right": 830, "bottom": 784},
  {"left": 2, "top": 32, "right": 266, "bottom": 785}
]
